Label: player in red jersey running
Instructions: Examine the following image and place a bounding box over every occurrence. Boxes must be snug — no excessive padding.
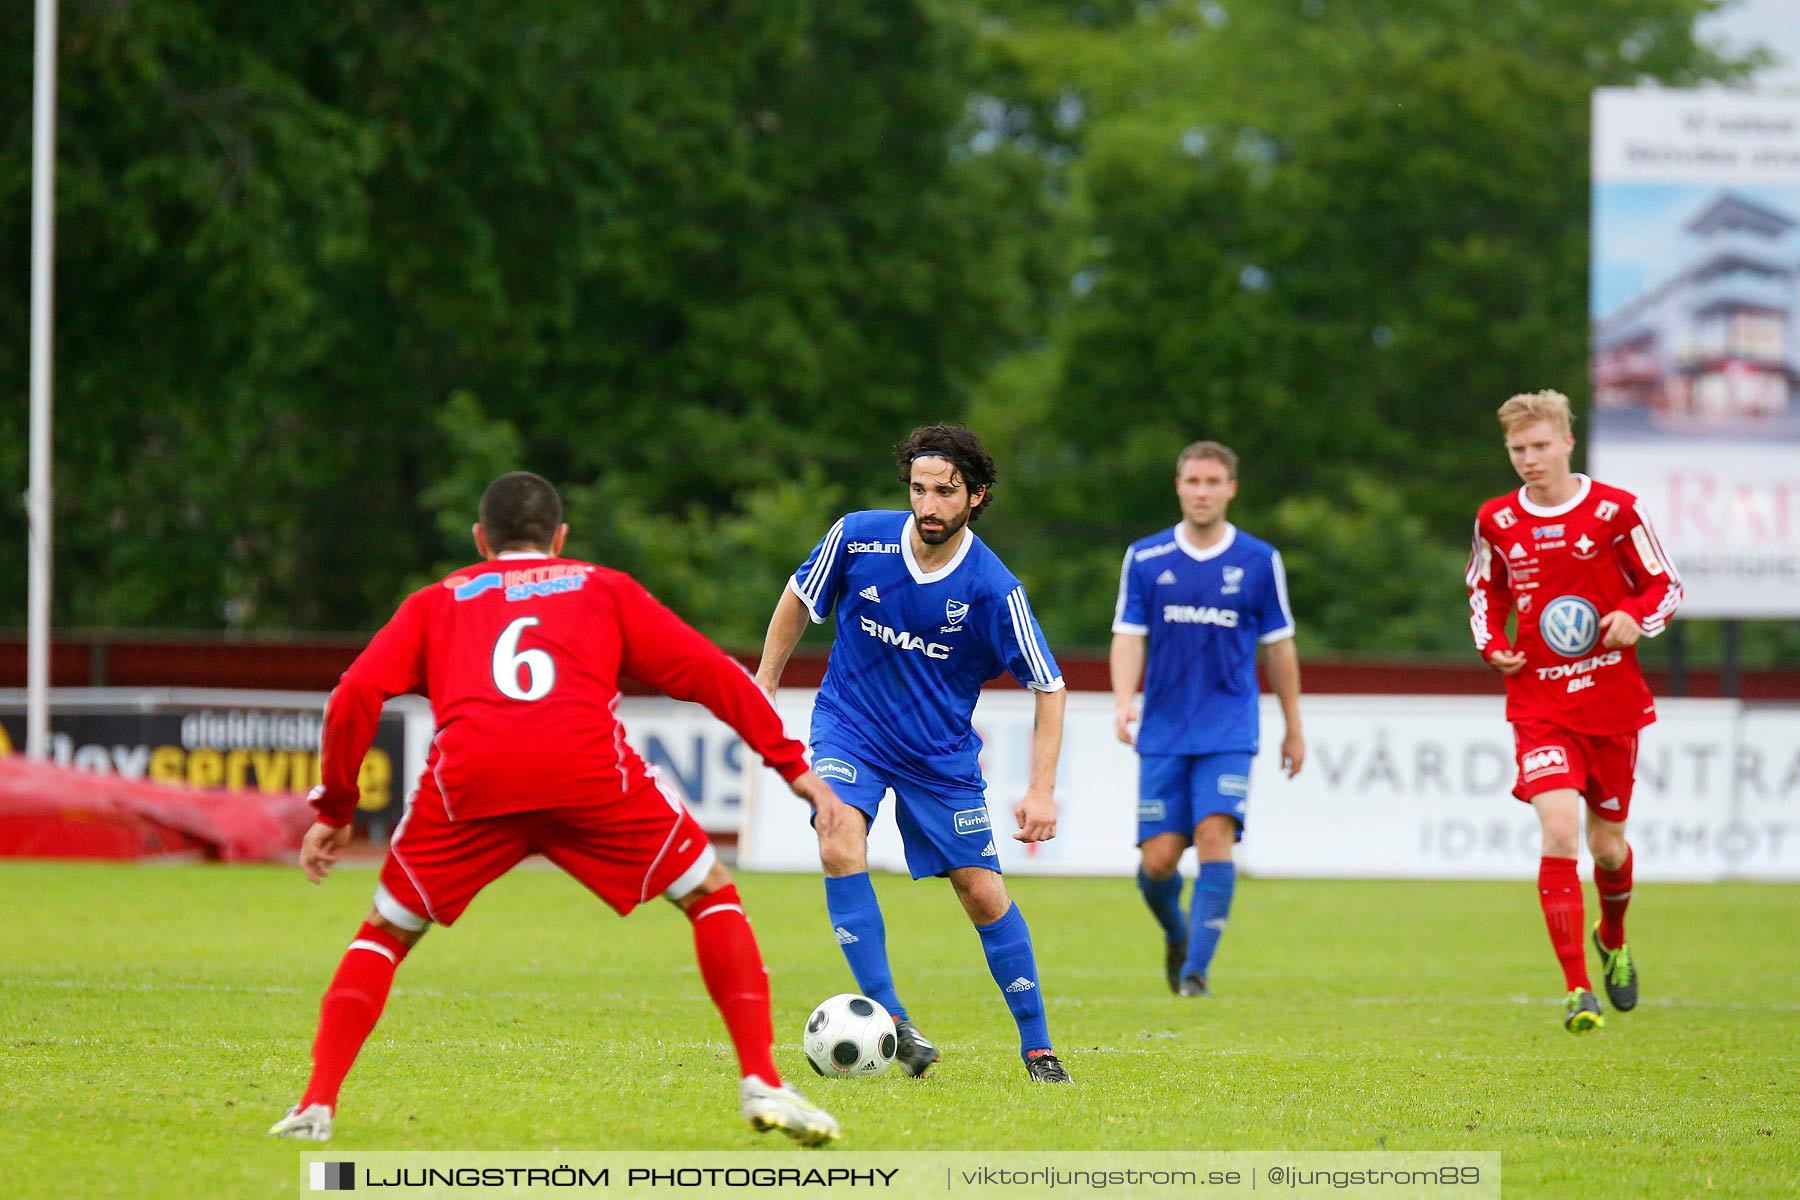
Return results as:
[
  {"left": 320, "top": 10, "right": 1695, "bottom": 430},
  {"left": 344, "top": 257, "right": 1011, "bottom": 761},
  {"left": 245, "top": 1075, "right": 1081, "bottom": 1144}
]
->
[
  {"left": 1466, "top": 391, "right": 1681, "bottom": 1032},
  {"left": 270, "top": 472, "right": 850, "bottom": 1144}
]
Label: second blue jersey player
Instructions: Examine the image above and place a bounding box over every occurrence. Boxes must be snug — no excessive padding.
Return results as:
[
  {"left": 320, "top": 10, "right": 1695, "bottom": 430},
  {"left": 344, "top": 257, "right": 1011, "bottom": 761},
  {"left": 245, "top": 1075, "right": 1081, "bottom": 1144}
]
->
[
  {"left": 1111, "top": 441, "right": 1305, "bottom": 998},
  {"left": 756, "top": 424, "right": 1072, "bottom": 1084}
]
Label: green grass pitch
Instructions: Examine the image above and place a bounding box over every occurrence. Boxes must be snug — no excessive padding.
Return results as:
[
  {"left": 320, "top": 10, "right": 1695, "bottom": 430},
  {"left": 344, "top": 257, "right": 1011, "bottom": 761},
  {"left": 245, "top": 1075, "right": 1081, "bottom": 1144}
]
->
[{"left": 2, "top": 861, "right": 1794, "bottom": 1197}]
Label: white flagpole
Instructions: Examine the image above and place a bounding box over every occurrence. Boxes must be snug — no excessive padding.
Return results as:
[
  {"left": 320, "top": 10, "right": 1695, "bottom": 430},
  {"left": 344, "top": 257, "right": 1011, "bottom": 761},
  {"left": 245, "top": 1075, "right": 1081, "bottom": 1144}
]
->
[{"left": 26, "top": 0, "right": 59, "bottom": 761}]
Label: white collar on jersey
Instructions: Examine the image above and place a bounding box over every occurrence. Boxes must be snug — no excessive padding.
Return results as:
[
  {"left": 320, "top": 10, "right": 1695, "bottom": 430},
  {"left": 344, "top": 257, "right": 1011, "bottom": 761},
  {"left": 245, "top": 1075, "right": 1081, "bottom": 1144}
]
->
[
  {"left": 901, "top": 515, "right": 976, "bottom": 584},
  {"left": 496, "top": 551, "right": 550, "bottom": 560},
  {"left": 1174, "top": 521, "right": 1237, "bottom": 562},
  {"left": 1516, "top": 474, "right": 1592, "bottom": 518}
]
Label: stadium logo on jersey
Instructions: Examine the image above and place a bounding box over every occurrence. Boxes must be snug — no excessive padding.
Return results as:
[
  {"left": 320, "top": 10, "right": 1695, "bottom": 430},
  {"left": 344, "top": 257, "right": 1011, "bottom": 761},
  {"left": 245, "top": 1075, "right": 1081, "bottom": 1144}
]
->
[
  {"left": 1222, "top": 565, "right": 1244, "bottom": 595},
  {"left": 1595, "top": 500, "right": 1620, "bottom": 521},
  {"left": 1521, "top": 745, "right": 1569, "bottom": 781},
  {"left": 954, "top": 807, "right": 992, "bottom": 835},
  {"left": 942, "top": 598, "right": 970, "bottom": 632},
  {"left": 859, "top": 585, "right": 881, "bottom": 603},
  {"left": 1532, "top": 524, "right": 1564, "bottom": 540},
  {"left": 815, "top": 758, "right": 859, "bottom": 784},
  {"left": 1138, "top": 800, "right": 1166, "bottom": 822},
  {"left": 858, "top": 616, "right": 950, "bottom": 660},
  {"left": 1541, "top": 595, "right": 1600, "bottom": 658},
  {"left": 847, "top": 540, "right": 902, "bottom": 554},
  {"left": 1155, "top": 569, "right": 1178, "bottom": 586},
  {"left": 1161, "top": 604, "right": 1239, "bottom": 627},
  {"left": 1495, "top": 508, "right": 1518, "bottom": 529},
  {"left": 449, "top": 572, "right": 504, "bottom": 601},
  {"left": 1218, "top": 774, "right": 1248, "bottom": 798}
]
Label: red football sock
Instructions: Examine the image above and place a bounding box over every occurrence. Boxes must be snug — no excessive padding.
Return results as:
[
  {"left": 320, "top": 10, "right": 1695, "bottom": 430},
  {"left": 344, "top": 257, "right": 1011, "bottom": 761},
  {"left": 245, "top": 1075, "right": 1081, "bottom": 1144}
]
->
[
  {"left": 299, "top": 922, "right": 412, "bottom": 1111},
  {"left": 1537, "top": 856, "right": 1590, "bottom": 992},
  {"left": 687, "top": 885, "right": 780, "bottom": 1086},
  {"left": 1595, "top": 847, "right": 1633, "bottom": 952}
]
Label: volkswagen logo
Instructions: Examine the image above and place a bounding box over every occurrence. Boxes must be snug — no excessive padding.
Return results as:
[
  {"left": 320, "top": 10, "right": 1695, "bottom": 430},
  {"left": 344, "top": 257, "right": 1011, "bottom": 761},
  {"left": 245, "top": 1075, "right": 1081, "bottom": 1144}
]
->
[{"left": 1540, "top": 595, "right": 1600, "bottom": 658}]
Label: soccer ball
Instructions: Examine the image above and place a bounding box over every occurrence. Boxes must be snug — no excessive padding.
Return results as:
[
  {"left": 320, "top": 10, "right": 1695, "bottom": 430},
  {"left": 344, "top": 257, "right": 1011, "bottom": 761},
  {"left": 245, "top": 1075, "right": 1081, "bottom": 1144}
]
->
[{"left": 802, "top": 993, "right": 897, "bottom": 1077}]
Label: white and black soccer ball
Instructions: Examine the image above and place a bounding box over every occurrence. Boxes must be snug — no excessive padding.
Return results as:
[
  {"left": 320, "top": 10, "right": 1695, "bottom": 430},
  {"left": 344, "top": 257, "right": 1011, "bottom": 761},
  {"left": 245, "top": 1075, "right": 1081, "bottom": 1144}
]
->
[{"left": 802, "top": 993, "right": 897, "bottom": 1077}]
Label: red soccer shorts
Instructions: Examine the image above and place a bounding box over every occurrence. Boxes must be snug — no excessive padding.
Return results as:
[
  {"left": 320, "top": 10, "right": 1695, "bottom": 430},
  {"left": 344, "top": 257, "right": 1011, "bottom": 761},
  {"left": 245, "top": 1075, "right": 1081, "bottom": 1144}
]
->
[
  {"left": 374, "top": 779, "right": 715, "bottom": 928},
  {"left": 1510, "top": 719, "right": 1639, "bottom": 820}
]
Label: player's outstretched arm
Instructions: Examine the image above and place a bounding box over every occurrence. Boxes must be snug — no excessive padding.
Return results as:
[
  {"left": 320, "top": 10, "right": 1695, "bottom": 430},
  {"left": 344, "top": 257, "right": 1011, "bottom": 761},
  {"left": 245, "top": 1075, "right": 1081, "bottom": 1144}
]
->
[
  {"left": 299, "top": 821, "right": 354, "bottom": 884},
  {"left": 1109, "top": 632, "right": 1145, "bottom": 746},
  {"left": 1260, "top": 637, "right": 1305, "bottom": 778},
  {"left": 1014, "top": 687, "right": 1065, "bottom": 842},
  {"left": 755, "top": 586, "right": 812, "bottom": 700},
  {"left": 789, "top": 769, "right": 854, "bottom": 840},
  {"left": 310, "top": 595, "right": 429, "bottom": 830}
]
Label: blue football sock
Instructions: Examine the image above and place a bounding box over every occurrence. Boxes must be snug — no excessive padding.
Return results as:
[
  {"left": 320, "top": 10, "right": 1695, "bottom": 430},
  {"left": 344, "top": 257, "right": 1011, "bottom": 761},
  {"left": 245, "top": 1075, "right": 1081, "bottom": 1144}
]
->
[
  {"left": 1183, "top": 861, "right": 1237, "bottom": 979},
  {"left": 823, "top": 873, "right": 906, "bottom": 1021},
  {"left": 1136, "top": 867, "right": 1186, "bottom": 944},
  {"left": 975, "top": 903, "right": 1051, "bottom": 1060}
]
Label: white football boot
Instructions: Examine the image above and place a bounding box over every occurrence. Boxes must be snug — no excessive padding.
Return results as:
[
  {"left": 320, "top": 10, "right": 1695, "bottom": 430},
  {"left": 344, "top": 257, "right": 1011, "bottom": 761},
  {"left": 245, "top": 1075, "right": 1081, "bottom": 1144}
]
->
[
  {"left": 268, "top": 1103, "right": 334, "bottom": 1141},
  {"left": 739, "top": 1076, "right": 840, "bottom": 1146}
]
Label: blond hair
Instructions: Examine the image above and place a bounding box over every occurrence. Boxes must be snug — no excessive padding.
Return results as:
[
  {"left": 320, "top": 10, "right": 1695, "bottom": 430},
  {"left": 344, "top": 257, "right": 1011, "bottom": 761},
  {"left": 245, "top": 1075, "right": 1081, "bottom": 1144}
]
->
[
  {"left": 1176, "top": 440, "right": 1238, "bottom": 479},
  {"left": 1497, "top": 390, "right": 1573, "bottom": 438}
]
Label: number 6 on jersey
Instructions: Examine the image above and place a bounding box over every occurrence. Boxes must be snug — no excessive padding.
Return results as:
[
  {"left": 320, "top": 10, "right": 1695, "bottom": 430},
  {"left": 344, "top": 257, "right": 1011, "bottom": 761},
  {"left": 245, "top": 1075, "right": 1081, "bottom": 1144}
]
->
[{"left": 492, "top": 616, "right": 556, "bottom": 700}]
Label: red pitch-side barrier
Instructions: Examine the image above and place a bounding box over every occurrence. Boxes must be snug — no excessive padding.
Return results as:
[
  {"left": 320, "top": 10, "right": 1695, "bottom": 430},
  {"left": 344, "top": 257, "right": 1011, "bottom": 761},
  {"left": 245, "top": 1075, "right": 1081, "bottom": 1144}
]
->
[{"left": 0, "top": 756, "right": 312, "bottom": 862}]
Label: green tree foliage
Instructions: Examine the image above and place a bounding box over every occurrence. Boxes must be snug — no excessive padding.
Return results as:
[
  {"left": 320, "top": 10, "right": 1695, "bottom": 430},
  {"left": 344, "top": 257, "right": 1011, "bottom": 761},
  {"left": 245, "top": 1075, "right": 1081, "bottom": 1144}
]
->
[
  {"left": 0, "top": 1, "right": 1059, "bottom": 638},
  {"left": 967, "top": 0, "right": 1759, "bottom": 651},
  {"left": 0, "top": 0, "right": 1776, "bottom": 661}
]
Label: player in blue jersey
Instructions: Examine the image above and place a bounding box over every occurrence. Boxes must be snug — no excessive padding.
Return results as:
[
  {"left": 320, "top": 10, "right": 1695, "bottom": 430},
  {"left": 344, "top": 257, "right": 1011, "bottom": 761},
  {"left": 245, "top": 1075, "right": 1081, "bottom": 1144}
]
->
[
  {"left": 1111, "top": 441, "right": 1304, "bottom": 997},
  {"left": 755, "top": 424, "right": 1072, "bottom": 1083}
]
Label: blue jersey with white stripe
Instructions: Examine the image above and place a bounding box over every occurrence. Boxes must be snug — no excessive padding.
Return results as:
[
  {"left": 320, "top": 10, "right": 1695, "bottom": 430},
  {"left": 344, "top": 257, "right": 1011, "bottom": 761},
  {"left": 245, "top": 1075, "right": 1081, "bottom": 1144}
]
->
[
  {"left": 1112, "top": 523, "right": 1294, "bottom": 757},
  {"left": 790, "top": 510, "right": 1063, "bottom": 789}
]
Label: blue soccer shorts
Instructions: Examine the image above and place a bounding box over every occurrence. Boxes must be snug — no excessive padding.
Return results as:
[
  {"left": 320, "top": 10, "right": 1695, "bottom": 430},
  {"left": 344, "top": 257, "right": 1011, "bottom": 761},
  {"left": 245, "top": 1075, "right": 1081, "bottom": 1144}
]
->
[
  {"left": 811, "top": 743, "right": 1000, "bottom": 879},
  {"left": 1135, "top": 752, "right": 1254, "bottom": 845}
]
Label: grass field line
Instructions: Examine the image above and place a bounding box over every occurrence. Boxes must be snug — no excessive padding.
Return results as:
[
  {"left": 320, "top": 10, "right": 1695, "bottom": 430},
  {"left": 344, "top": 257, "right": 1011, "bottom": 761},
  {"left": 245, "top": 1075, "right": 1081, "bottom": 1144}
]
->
[{"left": 10, "top": 975, "right": 1800, "bottom": 1016}]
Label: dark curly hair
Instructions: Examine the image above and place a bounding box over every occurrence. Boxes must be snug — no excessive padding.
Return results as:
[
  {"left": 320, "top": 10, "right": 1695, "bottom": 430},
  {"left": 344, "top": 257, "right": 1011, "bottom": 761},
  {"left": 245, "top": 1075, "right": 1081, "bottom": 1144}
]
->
[{"left": 895, "top": 424, "right": 996, "bottom": 522}]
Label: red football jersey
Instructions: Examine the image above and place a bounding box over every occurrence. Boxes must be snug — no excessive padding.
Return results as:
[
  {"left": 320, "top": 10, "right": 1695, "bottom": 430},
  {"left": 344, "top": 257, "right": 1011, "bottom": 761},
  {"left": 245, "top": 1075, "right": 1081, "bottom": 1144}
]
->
[
  {"left": 1466, "top": 475, "right": 1682, "bottom": 735},
  {"left": 309, "top": 553, "right": 807, "bottom": 827}
]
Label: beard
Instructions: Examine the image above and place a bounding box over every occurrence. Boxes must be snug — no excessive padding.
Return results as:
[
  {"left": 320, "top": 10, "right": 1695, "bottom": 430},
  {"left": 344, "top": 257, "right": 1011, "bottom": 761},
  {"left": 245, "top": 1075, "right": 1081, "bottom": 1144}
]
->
[{"left": 915, "top": 508, "right": 969, "bottom": 545}]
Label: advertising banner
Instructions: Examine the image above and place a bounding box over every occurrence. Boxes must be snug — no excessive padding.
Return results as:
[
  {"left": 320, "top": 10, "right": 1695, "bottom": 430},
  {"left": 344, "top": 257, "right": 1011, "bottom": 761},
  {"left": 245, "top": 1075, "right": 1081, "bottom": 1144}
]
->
[
  {"left": 740, "top": 692, "right": 1800, "bottom": 882},
  {"left": 1589, "top": 87, "right": 1800, "bottom": 616},
  {"left": 0, "top": 693, "right": 408, "bottom": 841}
]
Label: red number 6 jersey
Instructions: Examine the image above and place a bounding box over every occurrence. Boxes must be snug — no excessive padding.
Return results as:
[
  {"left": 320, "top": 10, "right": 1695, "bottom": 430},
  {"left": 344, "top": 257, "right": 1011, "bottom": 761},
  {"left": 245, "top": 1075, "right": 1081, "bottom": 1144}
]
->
[{"left": 1466, "top": 475, "right": 1682, "bottom": 734}]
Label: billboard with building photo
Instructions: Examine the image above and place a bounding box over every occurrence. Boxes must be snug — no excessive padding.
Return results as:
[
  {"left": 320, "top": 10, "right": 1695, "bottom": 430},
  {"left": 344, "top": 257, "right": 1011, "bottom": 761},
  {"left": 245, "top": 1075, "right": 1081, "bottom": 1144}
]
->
[{"left": 1590, "top": 88, "right": 1800, "bottom": 617}]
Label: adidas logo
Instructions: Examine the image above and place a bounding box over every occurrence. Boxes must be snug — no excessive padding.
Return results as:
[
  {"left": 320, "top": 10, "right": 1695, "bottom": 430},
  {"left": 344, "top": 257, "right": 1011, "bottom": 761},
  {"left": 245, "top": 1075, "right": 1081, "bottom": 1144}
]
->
[
  {"left": 1203, "top": 918, "right": 1227, "bottom": 932},
  {"left": 980, "top": 841, "right": 998, "bottom": 857},
  {"left": 833, "top": 926, "right": 859, "bottom": 945},
  {"left": 1004, "top": 977, "right": 1037, "bottom": 993},
  {"left": 1599, "top": 797, "right": 1622, "bottom": 811},
  {"left": 1508, "top": 543, "right": 1527, "bottom": 560},
  {"left": 1156, "top": 569, "right": 1177, "bottom": 585},
  {"left": 859, "top": 585, "right": 880, "bottom": 603}
]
